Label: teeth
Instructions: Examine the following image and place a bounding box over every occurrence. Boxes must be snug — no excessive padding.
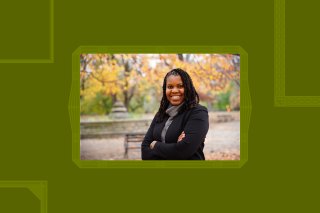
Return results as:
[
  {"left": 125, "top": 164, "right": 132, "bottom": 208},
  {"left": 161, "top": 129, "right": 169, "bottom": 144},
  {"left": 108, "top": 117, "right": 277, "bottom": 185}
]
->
[{"left": 172, "top": 96, "right": 180, "bottom": 98}]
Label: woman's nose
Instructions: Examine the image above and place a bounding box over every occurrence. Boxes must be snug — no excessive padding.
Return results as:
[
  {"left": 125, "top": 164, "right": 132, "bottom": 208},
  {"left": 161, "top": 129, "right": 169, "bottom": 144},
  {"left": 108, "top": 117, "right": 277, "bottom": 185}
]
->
[{"left": 171, "top": 87, "right": 179, "bottom": 92}]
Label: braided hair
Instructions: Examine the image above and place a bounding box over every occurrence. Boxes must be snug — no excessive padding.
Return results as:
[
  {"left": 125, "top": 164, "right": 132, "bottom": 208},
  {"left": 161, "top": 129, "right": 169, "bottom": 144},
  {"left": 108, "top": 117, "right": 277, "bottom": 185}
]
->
[{"left": 156, "top": 68, "right": 199, "bottom": 123}]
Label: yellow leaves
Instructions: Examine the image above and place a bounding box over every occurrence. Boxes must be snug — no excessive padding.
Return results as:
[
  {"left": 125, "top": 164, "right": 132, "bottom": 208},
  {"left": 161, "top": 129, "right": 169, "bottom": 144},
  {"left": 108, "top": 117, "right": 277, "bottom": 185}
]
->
[
  {"left": 106, "top": 87, "right": 111, "bottom": 94},
  {"left": 110, "top": 87, "right": 116, "bottom": 95},
  {"left": 81, "top": 54, "right": 238, "bottom": 108},
  {"left": 130, "top": 70, "right": 136, "bottom": 76},
  {"left": 205, "top": 64, "right": 211, "bottom": 71},
  {"left": 81, "top": 71, "right": 86, "bottom": 80}
]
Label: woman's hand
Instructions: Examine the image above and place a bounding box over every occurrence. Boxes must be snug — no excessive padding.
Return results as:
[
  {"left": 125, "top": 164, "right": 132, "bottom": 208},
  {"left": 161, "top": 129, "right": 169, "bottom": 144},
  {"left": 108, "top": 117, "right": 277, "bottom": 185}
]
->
[
  {"left": 150, "top": 141, "right": 157, "bottom": 149},
  {"left": 177, "top": 131, "right": 185, "bottom": 143}
]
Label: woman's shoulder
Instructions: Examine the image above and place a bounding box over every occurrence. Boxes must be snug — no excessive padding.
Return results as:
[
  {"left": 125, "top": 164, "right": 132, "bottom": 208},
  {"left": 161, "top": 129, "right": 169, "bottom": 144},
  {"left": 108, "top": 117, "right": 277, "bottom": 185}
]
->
[
  {"left": 182, "top": 104, "right": 208, "bottom": 118},
  {"left": 181, "top": 104, "right": 208, "bottom": 123},
  {"left": 189, "top": 103, "right": 208, "bottom": 113},
  {"left": 195, "top": 104, "right": 208, "bottom": 111}
]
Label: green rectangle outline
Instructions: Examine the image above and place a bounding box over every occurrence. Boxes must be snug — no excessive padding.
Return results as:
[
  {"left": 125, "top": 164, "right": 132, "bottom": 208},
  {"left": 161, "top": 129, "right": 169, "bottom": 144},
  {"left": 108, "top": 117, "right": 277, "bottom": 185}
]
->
[
  {"left": 274, "top": 0, "right": 320, "bottom": 107},
  {"left": 0, "top": 0, "right": 54, "bottom": 63},
  {"left": 0, "top": 181, "right": 47, "bottom": 213},
  {"left": 70, "top": 46, "right": 250, "bottom": 168}
]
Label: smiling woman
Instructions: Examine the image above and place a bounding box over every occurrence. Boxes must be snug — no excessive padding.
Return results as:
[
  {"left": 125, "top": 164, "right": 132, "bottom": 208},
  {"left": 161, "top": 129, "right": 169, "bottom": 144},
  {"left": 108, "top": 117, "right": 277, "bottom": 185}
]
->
[{"left": 141, "top": 68, "right": 209, "bottom": 160}]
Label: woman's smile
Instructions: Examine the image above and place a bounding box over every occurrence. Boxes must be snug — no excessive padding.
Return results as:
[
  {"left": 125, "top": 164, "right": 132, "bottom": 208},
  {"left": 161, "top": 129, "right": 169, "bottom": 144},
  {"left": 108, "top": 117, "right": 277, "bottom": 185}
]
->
[{"left": 171, "top": 95, "right": 182, "bottom": 100}]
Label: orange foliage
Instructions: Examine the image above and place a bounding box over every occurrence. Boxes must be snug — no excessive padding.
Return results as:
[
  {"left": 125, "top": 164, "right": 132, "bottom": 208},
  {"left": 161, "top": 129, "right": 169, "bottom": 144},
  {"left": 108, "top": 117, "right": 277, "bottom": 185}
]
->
[{"left": 80, "top": 54, "right": 240, "bottom": 102}]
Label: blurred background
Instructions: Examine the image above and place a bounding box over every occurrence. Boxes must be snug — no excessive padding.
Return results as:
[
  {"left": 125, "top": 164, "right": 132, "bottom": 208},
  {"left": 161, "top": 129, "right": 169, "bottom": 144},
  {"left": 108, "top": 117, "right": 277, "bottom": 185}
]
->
[{"left": 80, "top": 54, "right": 240, "bottom": 160}]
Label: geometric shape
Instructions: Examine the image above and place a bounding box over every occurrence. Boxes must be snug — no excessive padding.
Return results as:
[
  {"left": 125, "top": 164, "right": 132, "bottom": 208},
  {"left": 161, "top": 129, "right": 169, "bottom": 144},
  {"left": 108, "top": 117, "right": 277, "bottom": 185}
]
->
[
  {"left": 28, "top": 187, "right": 42, "bottom": 201},
  {"left": 0, "top": 0, "right": 54, "bottom": 63},
  {"left": 274, "top": 0, "right": 320, "bottom": 106},
  {"left": 71, "top": 46, "right": 250, "bottom": 168},
  {"left": 285, "top": 1, "right": 320, "bottom": 96},
  {"left": 275, "top": 100, "right": 282, "bottom": 106},
  {"left": 0, "top": 188, "right": 40, "bottom": 213},
  {"left": 0, "top": 181, "right": 47, "bottom": 213},
  {"left": 285, "top": 96, "right": 320, "bottom": 107}
]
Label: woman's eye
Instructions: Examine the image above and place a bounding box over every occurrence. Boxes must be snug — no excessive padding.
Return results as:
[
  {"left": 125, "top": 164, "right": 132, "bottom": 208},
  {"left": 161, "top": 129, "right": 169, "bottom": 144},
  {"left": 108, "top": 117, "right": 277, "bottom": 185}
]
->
[{"left": 168, "top": 85, "right": 183, "bottom": 89}]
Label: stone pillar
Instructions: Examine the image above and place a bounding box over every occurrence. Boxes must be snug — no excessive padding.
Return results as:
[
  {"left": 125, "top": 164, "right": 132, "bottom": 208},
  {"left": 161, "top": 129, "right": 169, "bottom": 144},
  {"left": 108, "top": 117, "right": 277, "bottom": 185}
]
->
[{"left": 109, "top": 99, "right": 130, "bottom": 118}]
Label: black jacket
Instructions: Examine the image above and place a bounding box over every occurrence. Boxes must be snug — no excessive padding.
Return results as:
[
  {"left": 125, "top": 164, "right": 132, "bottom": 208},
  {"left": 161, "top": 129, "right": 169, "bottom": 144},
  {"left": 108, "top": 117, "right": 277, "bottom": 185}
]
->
[{"left": 141, "top": 104, "right": 209, "bottom": 160}]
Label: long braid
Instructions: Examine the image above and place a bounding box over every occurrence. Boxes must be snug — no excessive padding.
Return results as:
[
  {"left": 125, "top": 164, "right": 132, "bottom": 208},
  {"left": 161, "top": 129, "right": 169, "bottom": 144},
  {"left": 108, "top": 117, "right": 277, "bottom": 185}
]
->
[{"left": 156, "top": 68, "right": 199, "bottom": 123}]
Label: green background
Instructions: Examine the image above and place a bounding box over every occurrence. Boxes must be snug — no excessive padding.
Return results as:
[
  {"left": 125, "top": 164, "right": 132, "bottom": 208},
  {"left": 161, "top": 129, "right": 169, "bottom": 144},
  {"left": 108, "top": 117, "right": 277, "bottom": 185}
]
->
[
  {"left": 0, "top": 0, "right": 319, "bottom": 212},
  {"left": 0, "top": 0, "right": 51, "bottom": 60},
  {"left": 285, "top": 1, "right": 320, "bottom": 96},
  {"left": 0, "top": 188, "right": 40, "bottom": 213}
]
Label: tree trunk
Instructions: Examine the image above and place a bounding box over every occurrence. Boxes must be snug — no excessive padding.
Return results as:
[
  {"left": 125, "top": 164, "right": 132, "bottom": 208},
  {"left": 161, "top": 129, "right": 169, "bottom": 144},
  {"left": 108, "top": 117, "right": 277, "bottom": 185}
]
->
[
  {"left": 177, "top": 54, "right": 184, "bottom": 61},
  {"left": 185, "top": 54, "right": 190, "bottom": 62},
  {"left": 111, "top": 93, "right": 117, "bottom": 105},
  {"left": 80, "top": 55, "right": 87, "bottom": 100},
  {"left": 124, "top": 59, "right": 130, "bottom": 111},
  {"left": 124, "top": 89, "right": 129, "bottom": 111}
]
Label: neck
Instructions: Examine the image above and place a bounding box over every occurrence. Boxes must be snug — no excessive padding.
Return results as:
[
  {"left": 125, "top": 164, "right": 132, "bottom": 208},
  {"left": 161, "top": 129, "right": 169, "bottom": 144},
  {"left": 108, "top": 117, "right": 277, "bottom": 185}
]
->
[{"left": 169, "top": 101, "right": 184, "bottom": 107}]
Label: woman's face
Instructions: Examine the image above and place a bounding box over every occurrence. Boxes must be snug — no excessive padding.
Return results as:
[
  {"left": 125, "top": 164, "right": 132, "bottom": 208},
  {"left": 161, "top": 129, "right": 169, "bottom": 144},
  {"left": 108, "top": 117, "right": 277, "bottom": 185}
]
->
[{"left": 166, "top": 74, "right": 185, "bottom": 106}]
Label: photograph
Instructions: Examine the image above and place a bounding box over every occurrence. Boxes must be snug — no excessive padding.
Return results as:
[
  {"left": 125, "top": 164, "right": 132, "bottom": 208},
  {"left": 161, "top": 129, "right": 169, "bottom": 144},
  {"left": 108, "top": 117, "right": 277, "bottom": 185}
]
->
[{"left": 80, "top": 54, "right": 240, "bottom": 160}]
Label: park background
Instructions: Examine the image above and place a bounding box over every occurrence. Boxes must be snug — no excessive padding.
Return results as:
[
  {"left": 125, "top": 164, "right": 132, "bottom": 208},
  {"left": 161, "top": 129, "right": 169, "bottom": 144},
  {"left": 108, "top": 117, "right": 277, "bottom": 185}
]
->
[
  {"left": 1, "top": 0, "right": 320, "bottom": 213},
  {"left": 80, "top": 54, "right": 240, "bottom": 160}
]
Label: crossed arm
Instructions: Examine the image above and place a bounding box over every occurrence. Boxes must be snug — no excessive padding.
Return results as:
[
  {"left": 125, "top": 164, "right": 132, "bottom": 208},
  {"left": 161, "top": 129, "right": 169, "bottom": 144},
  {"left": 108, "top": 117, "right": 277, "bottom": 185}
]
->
[
  {"left": 141, "top": 109, "right": 209, "bottom": 160},
  {"left": 141, "top": 113, "right": 165, "bottom": 160}
]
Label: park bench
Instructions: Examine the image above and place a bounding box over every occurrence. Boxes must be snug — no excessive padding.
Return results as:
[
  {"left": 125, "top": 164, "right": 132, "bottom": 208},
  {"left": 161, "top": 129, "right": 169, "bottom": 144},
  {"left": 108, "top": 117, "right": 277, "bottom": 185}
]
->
[
  {"left": 217, "top": 115, "right": 234, "bottom": 122},
  {"left": 124, "top": 133, "right": 145, "bottom": 159}
]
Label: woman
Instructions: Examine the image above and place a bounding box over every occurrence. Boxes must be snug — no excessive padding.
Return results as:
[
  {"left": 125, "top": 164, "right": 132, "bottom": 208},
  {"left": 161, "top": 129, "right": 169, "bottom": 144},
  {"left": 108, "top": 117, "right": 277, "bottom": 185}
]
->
[{"left": 141, "top": 68, "right": 209, "bottom": 160}]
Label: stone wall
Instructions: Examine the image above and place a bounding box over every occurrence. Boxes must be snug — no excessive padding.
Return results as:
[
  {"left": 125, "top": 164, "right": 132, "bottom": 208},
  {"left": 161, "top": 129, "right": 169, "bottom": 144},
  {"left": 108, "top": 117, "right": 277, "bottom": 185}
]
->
[
  {"left": 80, "top": 118, "right": 152, "bottom": 139},
  {"left": 80, "top": 111, "right": 240, "bottom": 139}
]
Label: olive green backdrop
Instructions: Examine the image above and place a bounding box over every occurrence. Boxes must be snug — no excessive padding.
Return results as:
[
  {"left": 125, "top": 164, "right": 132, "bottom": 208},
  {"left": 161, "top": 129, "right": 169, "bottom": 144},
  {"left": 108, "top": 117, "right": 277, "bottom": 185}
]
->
[{"left": 0, "top": 0, "right": 319, "bottom": 212}]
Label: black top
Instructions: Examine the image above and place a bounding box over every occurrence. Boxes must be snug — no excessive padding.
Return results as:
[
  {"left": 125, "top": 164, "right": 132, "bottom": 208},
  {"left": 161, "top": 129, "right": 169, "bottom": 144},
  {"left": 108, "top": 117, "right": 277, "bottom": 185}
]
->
[{"left": 141, "top": 104, "right": 209, "bottom": 160}]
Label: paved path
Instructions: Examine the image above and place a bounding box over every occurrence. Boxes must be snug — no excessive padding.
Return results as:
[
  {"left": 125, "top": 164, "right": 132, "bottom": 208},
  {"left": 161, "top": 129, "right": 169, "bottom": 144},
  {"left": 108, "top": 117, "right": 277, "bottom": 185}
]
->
[
  {"left": 204, "top": 121, "right": 240, "bottom": 153},
  {"left": 80, "top": 121, "right": 240, "bottom": 160}
]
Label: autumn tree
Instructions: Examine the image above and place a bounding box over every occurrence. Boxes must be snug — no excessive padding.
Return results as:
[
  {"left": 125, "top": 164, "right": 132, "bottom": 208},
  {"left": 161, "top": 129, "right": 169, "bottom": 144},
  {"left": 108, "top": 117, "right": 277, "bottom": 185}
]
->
[
  {"left": 80, "top": 54, "right": 240, "bottom": 115},
  {"left": 80, "top": 54, "right": 120, "bottom": 114}
]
